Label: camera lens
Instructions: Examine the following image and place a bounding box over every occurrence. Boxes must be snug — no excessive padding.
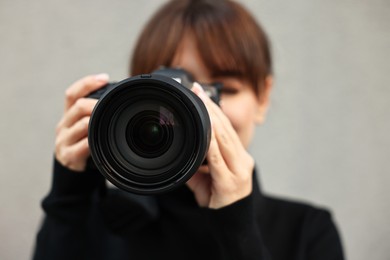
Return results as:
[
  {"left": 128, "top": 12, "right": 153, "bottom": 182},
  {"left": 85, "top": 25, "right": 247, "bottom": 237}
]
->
[
  {"left": 88, "top": 75, "right": 211, "bottom": 194},
  {"left": 126, "top": 110, "right": 173, "bottom": 158},
  {"left": 109, "top": 99, "right": 185, "bottom": 175}
]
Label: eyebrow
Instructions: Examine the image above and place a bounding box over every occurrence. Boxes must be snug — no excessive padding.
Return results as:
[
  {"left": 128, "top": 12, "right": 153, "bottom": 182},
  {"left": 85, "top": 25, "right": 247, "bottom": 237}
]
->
[{"left": 211, "top": 70, "right": 244, "bottom": 79}]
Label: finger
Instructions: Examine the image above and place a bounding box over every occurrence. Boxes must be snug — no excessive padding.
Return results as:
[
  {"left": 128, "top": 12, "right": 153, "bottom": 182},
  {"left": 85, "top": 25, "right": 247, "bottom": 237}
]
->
[
  {"left": 211, "top": 119, "right": 238, "bottom": 171},
  {"left": 197, "top": 165, "right": 210, "bottom": 174},
  {"left": 65, "top": 137, "right": 90, "bottom": 163},
  {"left": 186, "top": 172, "right": 211, "bottom": 207},
  {"left": 207, "top": 105, "right": 254, "bottom": 177},
  {"left": 65, "top": 73, "right": 109, "bottom": 111},
  {"left": 208, "top": 98, "right": 243, "bottom": 148},
  {"left": 56, "top": 137, "right": 90, "bottom": 171},
  {"left": 187, "top": 172, "right": 210, "bottom": 193},
  {"left": 58, "top": 116, "right": 90, "bottom": 147},
  {"left": 57, "top": 98, "right": 97, "bottom": 131},
  {"left": 212, "top": 112, "right": 250, "bottom": 174},
  {"left": 206, "top": 123, "right": 232, "bottom": 180},
  {"left": 193, "top": 83, "right": 242, "bottom": 148},
  {"left": 193, "top": 84, "right": 243, "bottom": 170}
]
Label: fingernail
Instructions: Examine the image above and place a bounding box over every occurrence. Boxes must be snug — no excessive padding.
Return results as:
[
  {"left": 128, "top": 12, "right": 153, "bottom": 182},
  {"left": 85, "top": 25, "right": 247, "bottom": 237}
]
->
[
  {"left": 95, "top": 73, "right": 109, "bottom": 81},
  {"left": 191, "top": 82, "right": 203, "bottom": 93},
  {"left": 192, "top": 82, "right": 207, "bottom": 101}
]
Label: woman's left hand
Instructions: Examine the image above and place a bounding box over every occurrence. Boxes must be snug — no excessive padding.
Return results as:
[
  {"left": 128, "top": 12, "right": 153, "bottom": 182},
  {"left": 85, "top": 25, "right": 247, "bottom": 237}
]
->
[{"left": 186, "top": 84, "right": 255, "bottom": 209}]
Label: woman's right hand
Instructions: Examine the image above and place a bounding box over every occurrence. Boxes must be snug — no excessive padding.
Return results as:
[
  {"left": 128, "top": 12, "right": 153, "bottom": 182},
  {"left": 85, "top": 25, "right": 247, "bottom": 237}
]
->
[{"left": 55, "top": 73, "right": 109, "bottom": 172}]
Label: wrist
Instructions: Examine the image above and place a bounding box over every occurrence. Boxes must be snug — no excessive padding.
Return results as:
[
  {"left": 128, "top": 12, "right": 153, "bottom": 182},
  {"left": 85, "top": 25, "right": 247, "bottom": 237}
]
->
[
  {"left": 209, "top": 180, "right": 252, "bottom": 209},
  {"left": 50, "top": 157, "right": 104, "bottom": 196}
]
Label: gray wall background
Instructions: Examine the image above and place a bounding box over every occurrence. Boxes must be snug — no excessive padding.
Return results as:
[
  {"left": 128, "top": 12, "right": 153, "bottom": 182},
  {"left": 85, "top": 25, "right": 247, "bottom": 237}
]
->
[{"left": 0, "top": 0, "right": 389, "bottom": 259}]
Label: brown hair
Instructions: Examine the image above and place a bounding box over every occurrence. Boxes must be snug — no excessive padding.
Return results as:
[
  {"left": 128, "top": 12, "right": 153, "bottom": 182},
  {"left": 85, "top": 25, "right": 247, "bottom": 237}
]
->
[{"left": 130, "top": 0, "right": 272, "bottom": 96}]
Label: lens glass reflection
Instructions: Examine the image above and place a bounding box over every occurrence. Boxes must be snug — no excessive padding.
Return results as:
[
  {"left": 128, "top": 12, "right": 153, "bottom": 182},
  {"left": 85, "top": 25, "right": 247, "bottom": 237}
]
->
[{"left": 126, "top": 109, "right": 174, "bottom": 158}]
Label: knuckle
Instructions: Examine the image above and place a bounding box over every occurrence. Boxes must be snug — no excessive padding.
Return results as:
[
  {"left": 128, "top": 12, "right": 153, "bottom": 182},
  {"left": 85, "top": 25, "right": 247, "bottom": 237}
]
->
[
  {"left": 82, "top": 75, "right": 96, "bottom": 89},
  {"left": 55, "top": 122, "right": 62, "bottom": 135},
  {"left": 55, "top": 117, "right": 66, "bottom": 132},
  {"left": 219, "top": 133, "right": 229, "bottom": 145},
  {"left": 79, "top": 117, "right": 90, "bottom": 130},
  {"left": 54, "top": 137, "right": 62, "bottom": 149},
  {"left": 83, "top": 139, "right": 90, "bottom": 150},
  {"left": 54, "top": 143, "right": 61, "bottom": 157},
  {"left": 61, "top": 149, "right": 75, "bottom": 167},
  {"left": 237, "top": 171, "right": 251, "bottom": 184},
  {"left": 209, "top": 153, "right": 220, "bottom": 165},
  {"left": 74, "top": 98, "right": 88, "bottom": 113},
  {"left": 218, "top": 182, "right": 235, "bottom": 194},
  {"left": 82, "top": 116, "right": 90, "bottom": 126},
  {"left": 74, "top": 97, "right": 84, "bottom": 106},
  {"left": 56, "top": 147, "right": 69, "bottom": 165},
  {"left": 248, "top": 155, "right": 255, "bottom": 169},
  {"left": 55, "top": 133, "right": 66, "bottom": 151},
  {"left": 65, "top": 88, "right": 75, "bottom": 102}
]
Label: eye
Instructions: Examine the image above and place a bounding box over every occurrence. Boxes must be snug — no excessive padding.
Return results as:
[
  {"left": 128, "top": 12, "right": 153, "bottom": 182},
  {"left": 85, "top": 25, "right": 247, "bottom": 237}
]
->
[
  {"left": 211, "top": 77, "right": 244, "bottom": 96},
  {"left": 220, "top": 86, "right": 239, "bottom": 95}
]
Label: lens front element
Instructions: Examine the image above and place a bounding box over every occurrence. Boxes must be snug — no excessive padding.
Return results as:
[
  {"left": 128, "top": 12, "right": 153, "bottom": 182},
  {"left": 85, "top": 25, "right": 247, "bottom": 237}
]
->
[
  {"left": 126, "top": 110, "right": 174, "bottom": 158},
  {"left": 88, "top": 75, "right": 211, "bottom": 194}
]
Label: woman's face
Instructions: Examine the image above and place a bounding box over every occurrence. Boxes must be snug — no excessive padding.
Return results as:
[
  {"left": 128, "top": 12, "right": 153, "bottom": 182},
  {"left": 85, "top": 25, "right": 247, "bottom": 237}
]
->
[{"left": 171, "top": 35, "right": 271, "bottom": 148}]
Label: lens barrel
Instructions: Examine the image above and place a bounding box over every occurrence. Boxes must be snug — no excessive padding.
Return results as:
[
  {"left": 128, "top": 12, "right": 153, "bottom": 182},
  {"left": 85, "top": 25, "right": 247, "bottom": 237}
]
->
[{"left": 88, "top": 74, "right": 211, "bottom": 194}]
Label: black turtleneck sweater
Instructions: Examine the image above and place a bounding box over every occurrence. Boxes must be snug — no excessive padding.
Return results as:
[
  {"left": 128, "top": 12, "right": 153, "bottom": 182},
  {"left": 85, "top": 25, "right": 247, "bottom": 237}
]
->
[{"left": 33, "top": 160, "right": 344, "bottom": 260}]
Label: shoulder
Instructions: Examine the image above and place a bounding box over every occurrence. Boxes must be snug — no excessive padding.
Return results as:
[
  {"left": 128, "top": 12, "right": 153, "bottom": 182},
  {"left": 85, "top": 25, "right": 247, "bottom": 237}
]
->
[
  {"left": 264, "top": 194, "right": 331, "bottom": 216},
  {"left": 258, "top": 194, "right": 344, "bottom": 258},
  {"left": 261, "top": 193, "right": 336, "bottom": 229},
  {"left": 262, "top": 194, "right": 344, "bottom": 252}
]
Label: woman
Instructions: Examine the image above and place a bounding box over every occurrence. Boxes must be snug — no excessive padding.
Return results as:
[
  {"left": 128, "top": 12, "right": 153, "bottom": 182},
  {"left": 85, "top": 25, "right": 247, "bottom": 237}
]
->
[{"left": 34, "top": 0, "right": 344, "bottom": 259}]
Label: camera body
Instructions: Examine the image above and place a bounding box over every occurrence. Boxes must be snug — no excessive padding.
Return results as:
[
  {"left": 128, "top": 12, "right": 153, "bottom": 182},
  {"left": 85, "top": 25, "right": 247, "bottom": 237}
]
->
[
  {"left": 88, "top": 68, "right": 221, "bottom": 194},
  {"left": 88, "top": 67, "right": 221, "bottom": 103}
]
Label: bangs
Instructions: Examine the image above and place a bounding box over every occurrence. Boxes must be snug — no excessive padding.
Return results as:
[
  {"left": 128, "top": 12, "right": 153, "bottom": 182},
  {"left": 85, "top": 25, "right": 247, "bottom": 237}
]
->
[
  {"left": 193, "top": 24, "right": 246, "bottom": 79},
  {"left": 185, "top": 0, "right": 271, "bottom": 94},
  {"left": 131, "top": 0, "right": 272, "bottom": 95}
]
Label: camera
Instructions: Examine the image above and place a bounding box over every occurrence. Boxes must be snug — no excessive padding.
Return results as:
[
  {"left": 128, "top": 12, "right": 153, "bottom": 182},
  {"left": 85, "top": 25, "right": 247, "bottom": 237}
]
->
[{"left": 88, "top": 67, "right": 221, "bottom": 194}]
